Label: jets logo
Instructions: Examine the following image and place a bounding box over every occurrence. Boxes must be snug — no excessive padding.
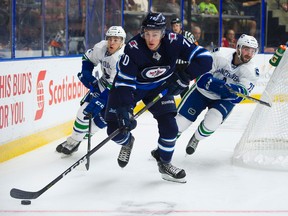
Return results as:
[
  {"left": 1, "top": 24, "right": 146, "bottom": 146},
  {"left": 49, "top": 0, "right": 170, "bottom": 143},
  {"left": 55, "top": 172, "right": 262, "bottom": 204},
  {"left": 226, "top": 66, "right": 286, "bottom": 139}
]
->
[{"left": 141, "top": 66, "right": 170, "bottom": 79}]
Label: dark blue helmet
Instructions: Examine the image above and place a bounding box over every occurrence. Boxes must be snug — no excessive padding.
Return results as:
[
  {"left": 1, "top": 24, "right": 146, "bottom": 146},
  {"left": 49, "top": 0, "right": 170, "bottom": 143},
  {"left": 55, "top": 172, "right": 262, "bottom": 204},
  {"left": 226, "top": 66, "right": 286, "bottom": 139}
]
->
[{"left": 141, "top": 12, "right": 166, "bottom": 35}]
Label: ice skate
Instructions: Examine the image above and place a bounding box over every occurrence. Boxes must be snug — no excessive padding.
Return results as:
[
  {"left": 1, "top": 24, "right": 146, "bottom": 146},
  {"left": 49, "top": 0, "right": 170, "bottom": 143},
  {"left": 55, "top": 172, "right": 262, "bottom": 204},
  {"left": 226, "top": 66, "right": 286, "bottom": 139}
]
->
[
  {"left": 151, "top": 149, "right": 186, "bottom": 183},
  {"left": 117, "top": 135, "right": 135, "bottom": 168},
  {"left": 186, "top": 134, "right": 199, "bottom": 155},
  {"left": 56, "top": 137, "right": 81, "bottom": 155}
]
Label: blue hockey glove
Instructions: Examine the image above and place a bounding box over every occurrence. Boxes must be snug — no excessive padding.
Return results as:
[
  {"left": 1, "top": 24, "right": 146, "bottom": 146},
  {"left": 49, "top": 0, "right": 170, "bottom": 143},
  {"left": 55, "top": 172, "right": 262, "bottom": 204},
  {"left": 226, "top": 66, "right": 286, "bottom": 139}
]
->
[
  {"left": 166, "top": 71, "right": 190, "bottom": 96},
  {"left": 116, "top": 106, "right": 137, "bottom": 134},
  {"left": 208, "top": 79, "right": 240, "bottom": 99},
  {"left": 83, "top": 94, "right": 106, "bottom": 118},
  {"left": 197, "top": 73, "right": 241, "bottom": 99},
  {"left": 77, "top": 70, "right": 97, "bottom": 90},
  {"left": 224, "top": 83, "right": 242, "bottom": 101}
]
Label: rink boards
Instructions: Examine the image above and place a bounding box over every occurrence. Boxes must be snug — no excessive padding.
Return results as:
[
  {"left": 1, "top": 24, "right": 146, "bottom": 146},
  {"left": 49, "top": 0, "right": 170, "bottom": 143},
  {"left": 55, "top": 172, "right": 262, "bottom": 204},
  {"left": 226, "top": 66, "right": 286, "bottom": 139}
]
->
[{"left": 0, "top": 54, "right": 273, "bottom": 162}]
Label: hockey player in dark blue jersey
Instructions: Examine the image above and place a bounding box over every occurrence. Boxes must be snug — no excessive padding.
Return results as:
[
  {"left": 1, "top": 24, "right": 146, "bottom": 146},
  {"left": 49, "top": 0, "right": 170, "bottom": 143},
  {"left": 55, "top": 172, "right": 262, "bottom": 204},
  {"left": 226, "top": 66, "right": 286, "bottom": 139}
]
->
[{"left": 104, "top": 12, "right": 213, "bottom": 183}]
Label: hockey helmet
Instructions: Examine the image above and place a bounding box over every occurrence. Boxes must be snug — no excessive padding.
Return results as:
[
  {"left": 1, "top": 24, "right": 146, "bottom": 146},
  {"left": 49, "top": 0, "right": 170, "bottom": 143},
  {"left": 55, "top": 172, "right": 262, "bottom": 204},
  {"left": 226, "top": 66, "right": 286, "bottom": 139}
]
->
[
  {"left": 236, "top": 34, "right": 258, "bottom": 61},
  {"left": 106, "top": 26, "right": 126, "bottom": 42},
  {"left": 170, "top": 17, "right": 181, "bottom": 25},
  {"left": 237, "top": 34, "right": 258, "bottom": 50},
  {"left": 141, "top": 12, "right": 166, "bottom": 35}
]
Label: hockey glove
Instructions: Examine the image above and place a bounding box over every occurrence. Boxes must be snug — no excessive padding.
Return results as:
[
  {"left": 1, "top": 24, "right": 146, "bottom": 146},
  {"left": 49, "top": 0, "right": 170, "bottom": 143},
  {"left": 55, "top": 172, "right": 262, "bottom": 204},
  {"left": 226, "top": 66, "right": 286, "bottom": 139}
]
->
[
  {"left": 209, "top": 79, "right": 242, "bottom": 99},
  {"left": 166, "top": 71, "right": 190, "bottom": 96},
  {"left": 197, "top": 73, "right": 234, "bottom": 99},
  {"left": 83, "top": 93, "right": 106, "bottom": 118},
  {"left": 116, "top": 106, "right": 137, "bottom": 134},
  {"left": 77, "top": 70, "right": 97, "bottom": 90}
]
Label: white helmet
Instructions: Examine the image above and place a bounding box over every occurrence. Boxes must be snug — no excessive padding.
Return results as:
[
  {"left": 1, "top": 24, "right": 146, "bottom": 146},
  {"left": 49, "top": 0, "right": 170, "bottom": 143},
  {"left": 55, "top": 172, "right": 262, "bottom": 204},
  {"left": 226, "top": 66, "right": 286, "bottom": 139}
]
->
[
  {"left": 105, "top": 26, "right": 126, "bottom": 41},
  {"left": 237, "top": 34, "right": 258, "bottom": 50},
  {"left": 236, "top": 34, "right": 258, "bottom": 62}
]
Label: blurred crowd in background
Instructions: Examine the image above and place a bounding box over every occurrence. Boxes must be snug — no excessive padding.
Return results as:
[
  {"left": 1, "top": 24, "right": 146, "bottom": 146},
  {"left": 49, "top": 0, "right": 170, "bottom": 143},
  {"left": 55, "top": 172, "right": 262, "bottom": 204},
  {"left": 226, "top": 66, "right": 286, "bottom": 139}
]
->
[{"left": 0, "top": 0, "right": 287, "bottom": 59}]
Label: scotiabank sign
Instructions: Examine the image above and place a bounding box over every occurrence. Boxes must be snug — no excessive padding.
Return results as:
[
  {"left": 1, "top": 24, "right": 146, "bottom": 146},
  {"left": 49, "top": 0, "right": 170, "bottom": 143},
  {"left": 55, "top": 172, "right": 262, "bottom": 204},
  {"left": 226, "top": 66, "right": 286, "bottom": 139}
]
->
[{"left": 0, "top": 57, "right": 87, "bottom": 144}]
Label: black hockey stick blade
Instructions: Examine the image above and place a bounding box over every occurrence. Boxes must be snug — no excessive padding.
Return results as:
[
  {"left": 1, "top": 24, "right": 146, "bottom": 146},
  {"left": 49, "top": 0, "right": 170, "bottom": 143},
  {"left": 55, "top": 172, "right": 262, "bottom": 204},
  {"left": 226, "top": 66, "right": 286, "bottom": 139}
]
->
[
  {"left": 226, "top": 85, "right": 272, "bottom": 107},
  {"left": 10, "top": 89, "right": 167, "bottom": 200},
  {"left": 10, "top": 127, "right": 121, "bottom": 200},
  {"left": 85, "top": 117, "right": 92, "bottom": 170},
  {"left": 10, "top": 188, "right": 43, "bottom": 200}
]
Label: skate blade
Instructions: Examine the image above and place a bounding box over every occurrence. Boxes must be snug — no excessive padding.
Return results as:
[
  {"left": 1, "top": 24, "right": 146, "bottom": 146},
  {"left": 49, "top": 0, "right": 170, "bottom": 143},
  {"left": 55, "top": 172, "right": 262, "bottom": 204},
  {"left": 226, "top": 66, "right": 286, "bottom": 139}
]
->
[
  {"left": 161, "top": 174, "right": 187, "bottom": 183},
  {"left": 56, "top": 150, "right": 73, "bottom": 158},
  {"left": 60, "top": 154, "right": 72, "bottom": 159}
]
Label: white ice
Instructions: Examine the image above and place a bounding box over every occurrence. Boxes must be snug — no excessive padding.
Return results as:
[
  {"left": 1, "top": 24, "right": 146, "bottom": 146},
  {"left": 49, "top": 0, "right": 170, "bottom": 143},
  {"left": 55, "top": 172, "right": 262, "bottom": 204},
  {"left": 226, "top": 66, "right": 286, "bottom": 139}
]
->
[{"left": 1, "top": 104, "right": 288, "bottom": 216}]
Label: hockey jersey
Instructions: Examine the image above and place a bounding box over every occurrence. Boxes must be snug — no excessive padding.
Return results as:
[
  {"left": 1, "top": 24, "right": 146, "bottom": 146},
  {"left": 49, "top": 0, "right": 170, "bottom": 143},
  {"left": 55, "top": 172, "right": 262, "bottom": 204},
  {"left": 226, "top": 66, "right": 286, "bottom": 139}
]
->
[
  {"left": 197, "top": 47, "right": 259, "bottom": 101},
  {"left": 114, "top": 31, "right": 212, "bottom": 93},
  {"left": 83, "top": 40, "right": 125, "bottom": 92}
]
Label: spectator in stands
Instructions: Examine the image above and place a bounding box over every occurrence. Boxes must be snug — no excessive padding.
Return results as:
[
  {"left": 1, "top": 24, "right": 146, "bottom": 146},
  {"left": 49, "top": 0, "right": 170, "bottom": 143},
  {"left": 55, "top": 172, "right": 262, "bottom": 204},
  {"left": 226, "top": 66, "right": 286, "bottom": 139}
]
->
[
  {"left": 190, "top": 0, "right": 200, "bottom": 14},
  {"left": 277, "top": 0, "right": 288, "bottom": 12},
  {"left": 223, "top": 0, "right": 260, "bottom": 37},
  {"left": 192, "top": 26, "right": 201, "bottom": 42},
  {"left": 161, "top": 0, "right": 181, "bottom": 16},
  {"left": 198, "top": 0, "right": 219, "bottom": 15},
  {"left": 192, "top": 25, "right": 209, "bottom": 47},
  {"left": 221, "top": 29, "right": 237, "bottom": 48},
  {"left": 223, "top": 0, "right": 241, "bottom": 15},
  {"left": 240, "top": 0, "right": 261, "bottom": 37},
  {"left": 134, "top": 0, "right": 149, "bottom": 11},
  {"left": 125, "top": 0, "right": 148, "bottom": 12}
]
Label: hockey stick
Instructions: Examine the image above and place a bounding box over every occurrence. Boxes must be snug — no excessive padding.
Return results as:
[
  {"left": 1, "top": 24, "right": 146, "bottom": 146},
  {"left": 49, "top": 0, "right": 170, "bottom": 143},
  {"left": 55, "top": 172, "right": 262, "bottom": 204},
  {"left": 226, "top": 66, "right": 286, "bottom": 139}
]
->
[
  {"left": 226, "top": 85, "right": 272, "bottom": 107},
  {"left": 85, "top": 117, "right": 92, "bottom": 170},
  {"left": 10, "top": 89, "right": 168, "bottom": 200}
]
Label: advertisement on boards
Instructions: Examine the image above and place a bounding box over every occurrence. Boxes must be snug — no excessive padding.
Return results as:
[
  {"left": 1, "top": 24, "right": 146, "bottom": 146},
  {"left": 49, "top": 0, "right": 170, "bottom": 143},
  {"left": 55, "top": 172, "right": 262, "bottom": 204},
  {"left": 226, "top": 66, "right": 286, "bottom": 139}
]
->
[{"left": 0, "top": 57, "right": 88, "bottom": 144}]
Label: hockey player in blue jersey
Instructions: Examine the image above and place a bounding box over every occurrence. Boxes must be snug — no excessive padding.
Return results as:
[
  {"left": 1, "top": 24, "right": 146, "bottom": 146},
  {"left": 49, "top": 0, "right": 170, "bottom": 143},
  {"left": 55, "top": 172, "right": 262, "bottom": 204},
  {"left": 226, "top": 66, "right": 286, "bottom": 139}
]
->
[
  {"left": 176, "top": 34, "right": 259, "bottom": 155},
  {"left": 104, "top": 12, "right": 213, "bottom": 183}
]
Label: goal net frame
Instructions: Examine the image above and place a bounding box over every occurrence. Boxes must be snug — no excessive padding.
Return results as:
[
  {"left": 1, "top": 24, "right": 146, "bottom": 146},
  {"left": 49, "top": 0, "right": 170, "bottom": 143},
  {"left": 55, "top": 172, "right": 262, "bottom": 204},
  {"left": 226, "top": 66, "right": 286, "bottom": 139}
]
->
[{"left": 232, "top": 49, "right": 288, "bottom": 171}]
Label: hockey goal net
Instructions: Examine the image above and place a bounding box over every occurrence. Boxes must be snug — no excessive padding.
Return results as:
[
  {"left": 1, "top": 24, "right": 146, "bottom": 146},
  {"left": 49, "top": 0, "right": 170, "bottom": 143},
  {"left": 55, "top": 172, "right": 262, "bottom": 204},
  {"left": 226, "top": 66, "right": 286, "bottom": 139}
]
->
[{"left": 232, "top": 49, "right": 288, "bottom": 170}]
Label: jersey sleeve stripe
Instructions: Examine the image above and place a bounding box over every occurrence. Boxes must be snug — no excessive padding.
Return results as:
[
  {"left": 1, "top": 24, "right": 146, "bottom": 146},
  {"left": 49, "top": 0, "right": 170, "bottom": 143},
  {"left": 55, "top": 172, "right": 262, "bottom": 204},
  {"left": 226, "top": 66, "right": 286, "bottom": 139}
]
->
[
  {"left": 188, "top": 46, "right": 202, "bottom": 62},
  {"left": 115, "top": 82, "right": 136, "bottom": 89}
]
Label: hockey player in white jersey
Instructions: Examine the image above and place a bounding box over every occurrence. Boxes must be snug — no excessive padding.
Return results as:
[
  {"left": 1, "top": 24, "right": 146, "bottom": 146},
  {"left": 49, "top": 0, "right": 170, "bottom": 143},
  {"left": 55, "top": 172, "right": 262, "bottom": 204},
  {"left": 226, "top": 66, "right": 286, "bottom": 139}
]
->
[
  {"left": 176, "top": 34, "right": 259, "bottom": 155},
  {"left": 56, "top": 26, "right": 126, "bottom": 155}
]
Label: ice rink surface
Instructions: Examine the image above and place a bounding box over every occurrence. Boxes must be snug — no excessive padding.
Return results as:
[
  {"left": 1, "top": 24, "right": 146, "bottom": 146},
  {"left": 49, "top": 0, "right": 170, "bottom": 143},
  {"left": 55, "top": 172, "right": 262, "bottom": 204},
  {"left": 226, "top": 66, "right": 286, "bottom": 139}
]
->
[{"left": 1, "top": 104, "right": 288, "bottom": 216}]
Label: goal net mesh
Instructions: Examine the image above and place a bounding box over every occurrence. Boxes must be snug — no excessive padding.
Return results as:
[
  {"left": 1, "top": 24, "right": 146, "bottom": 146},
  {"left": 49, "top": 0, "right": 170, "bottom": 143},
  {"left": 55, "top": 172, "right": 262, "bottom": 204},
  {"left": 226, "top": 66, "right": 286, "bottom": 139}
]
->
[{"left": 232, "top": 49, "right": 288, "bottom": 170}]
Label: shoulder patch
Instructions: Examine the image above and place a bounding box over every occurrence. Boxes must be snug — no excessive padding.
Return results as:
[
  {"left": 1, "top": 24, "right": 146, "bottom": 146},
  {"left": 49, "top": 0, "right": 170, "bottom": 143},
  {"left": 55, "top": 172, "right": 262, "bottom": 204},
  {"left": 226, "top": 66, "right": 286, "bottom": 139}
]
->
[
  {"left": 212, "top": 47, "right": 220, "bottom": 53},
  {"left": 128, "top": 40, "right": 139, "bottom": 49},
  {"left": 255, "top": 67, "right": 259, "bottom": 76},
  {"left": 168, "top": 33, "right": 178, "bottom": 43}
]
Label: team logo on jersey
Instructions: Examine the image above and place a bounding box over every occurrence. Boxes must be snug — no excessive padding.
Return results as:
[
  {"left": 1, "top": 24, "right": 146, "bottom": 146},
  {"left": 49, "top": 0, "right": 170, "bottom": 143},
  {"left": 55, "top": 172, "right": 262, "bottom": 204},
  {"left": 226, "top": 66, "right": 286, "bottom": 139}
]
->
[
  {"left": 188, "top": 107, "right": 196, "bottom": 116},
  {"left": 168, "top": 33, "right": 177, "bottom": 43},
  {"left": 128, "top": 40, "right": 139, "bottom": 49},
  {"left": 141, "top": 66, "right": 170, "bottom": 79},
  {"left": 255, "top": 67, "right": 259, "bottom": 76}
]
